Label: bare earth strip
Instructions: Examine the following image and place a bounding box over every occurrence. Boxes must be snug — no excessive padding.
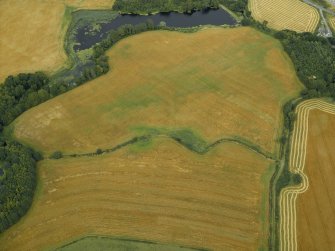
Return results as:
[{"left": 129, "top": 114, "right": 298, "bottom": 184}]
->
[
  {"left": 0, "top": 139, "right": 274, "bottom": 251},
  {"left": 249, "top": 0, "right": 320, "bottom": 32},
  {"left": 279, "top": 99, "right": 335, "bottom": 251}
]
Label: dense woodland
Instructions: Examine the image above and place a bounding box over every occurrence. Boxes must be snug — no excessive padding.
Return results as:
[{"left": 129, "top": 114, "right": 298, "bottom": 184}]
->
[
  {"left": 0, "top": 73, "right": 48, "bottom": 232},
  {"left": 112, "top": 0, "right": 247, "bottom": 14},
  {"left": 0, "top": 73, "right": 50, "bottom": 130},
  {"left": 0, "top": 138, "right": 41, "bottom": 232},
  {"left": 278, "top": 32, "right": 335, "bottom": 99}
]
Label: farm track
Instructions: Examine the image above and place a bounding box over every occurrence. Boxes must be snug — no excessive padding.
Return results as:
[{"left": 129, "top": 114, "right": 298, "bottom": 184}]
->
[{"left": 279, "top": 99, "right": 335, "bottom": 251}]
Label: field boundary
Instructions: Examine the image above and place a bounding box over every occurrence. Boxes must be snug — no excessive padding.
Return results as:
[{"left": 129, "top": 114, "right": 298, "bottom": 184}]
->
[
  {"left": 55, "top": 132, "right": 275, "bottom": 160},
  {"left": 53, "top": 234, "right": 209, "bottom": 251},
  {"left": 279, "top": 99, "right": 335, "bottom": 251}
]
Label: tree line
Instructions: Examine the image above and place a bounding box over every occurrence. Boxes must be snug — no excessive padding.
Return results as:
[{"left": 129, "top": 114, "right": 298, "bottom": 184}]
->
[
  {"left": 0, "top": 73, "right": 48, "bottom": 233},
  {"left": 113, "top": 0, "right": 220, "bottom": 13},
  {"left": 112, "top": 0, "right": 247, "bottom": 14}
]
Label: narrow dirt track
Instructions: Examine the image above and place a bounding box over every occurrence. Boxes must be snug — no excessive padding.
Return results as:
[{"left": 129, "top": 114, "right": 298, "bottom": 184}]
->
[{"left": 279, "top": 99, "right": 335, "bottom": 251}]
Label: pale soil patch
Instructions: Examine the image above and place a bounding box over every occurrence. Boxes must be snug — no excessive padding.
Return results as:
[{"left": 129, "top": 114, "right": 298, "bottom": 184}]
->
[
  {"left": 13, "top": 27, "right": 302, "bottom": 155},
  {"left": 0, "top": 0, "right": 115, "bottom": 83},
  {"left": 0, "top": 139, "right": 274, "bottom": 251},
  {"left": 296, "top": 110, "right": 335, "bottom": 251},
  {"left": 249, "top": 0, "right": 320, "bottom": 32}
]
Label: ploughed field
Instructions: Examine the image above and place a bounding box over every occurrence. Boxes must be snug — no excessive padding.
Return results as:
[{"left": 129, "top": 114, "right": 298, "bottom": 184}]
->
[
  {"left": 296, "top": 109, "right": 335, "bottom": 251},
  {"left": 0, "top": 0, "right": 115, "bottom": 82},
  {"left": 3, "top": 27, "right": 303, "bottom": 250},
  {"left": 249, "top": 0, "right": 319, "bottom": 32},
  {"left": 0, "top": 139, "right": 274, "bottom": 251},
  {"left": 13, "top": 28, "right": 301, "bottom": 155}
]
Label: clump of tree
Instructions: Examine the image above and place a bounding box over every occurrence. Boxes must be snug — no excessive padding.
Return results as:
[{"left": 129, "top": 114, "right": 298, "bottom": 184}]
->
[
  {"left": 275, "top": 31, "right": 335, "bottom": 99},
  {"left": 49, "top": 151, "right": 63, "bottom": 159},
  {"left": 0, "top": 138, "right": 42, "bottom": 232},
  {"left": 0, "top": 72, "right": 50, "bottom": 131},
  {"left": 0, "top": 73, "right": 52, "bottom": 233},
  {"left": 241, "top": 16, "right": 335, "bottom": 101}
]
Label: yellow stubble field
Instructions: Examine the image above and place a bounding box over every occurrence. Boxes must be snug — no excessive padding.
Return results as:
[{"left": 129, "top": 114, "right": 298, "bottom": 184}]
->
[
  {"left": 0, "top": 0, "right": 115, "bottom": 82},
  {"left": 12, "top": 27, "right": 302, "bottom": 156},
  {"left": 0, "top": 138, "right": 275, "bottom": 251},
  {"left": 296, "top": 109, "right": 335, "bottom": 251},
  {"left": 249, "top": 0, "right": 320, "bottom": 32}
]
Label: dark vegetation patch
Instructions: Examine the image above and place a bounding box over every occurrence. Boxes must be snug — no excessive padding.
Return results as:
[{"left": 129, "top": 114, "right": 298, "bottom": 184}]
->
[
  {"left": 0, "top": 137, "right": 42, "bottom": 232},
  {"left": 112, "top": 0, "right": 247, "bottom": 14},
  {"left": 55, "top": 235, "right": 208, "bottom": 251},
  {"left": 50, "top": 128, "right": 274, "bottom": 160}
]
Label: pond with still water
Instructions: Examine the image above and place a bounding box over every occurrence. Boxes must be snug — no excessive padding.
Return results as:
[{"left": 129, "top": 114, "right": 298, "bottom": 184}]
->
[{"left": 75, "top": 8, "right": 236, "bottom": 51}]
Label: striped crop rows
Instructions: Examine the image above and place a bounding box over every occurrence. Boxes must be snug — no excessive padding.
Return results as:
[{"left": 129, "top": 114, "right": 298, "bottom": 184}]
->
[
  {"left": 279, "top": 99, "right": 335, "bottom": 251},
  {"left": 249, "top": 0, "right": 320, "bottom": 32}
]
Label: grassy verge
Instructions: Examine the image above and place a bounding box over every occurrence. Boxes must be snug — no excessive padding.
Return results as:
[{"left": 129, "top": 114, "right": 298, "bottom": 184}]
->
[
  {"left": 268, "top": 98, "right": 303, "bottom": 250},
  {"left": 219, "top": 4, "right": 242, "bottom": 22}
]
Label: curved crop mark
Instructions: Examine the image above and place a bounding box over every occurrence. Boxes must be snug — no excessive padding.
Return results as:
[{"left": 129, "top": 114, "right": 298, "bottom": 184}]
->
[
  {"left": 54, "top": 130, "right": 275, "bottom": 160},
  {"left": 279, "top": 99, "right": 335, "bottom": 251}
]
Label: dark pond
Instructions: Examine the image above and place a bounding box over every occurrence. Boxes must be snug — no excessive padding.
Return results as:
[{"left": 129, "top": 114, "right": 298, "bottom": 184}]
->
[{"left": 74, "top": 8, "right": 236, "bottom": 51}]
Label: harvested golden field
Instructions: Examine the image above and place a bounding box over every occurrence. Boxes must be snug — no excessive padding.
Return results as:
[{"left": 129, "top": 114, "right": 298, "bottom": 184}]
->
[
  {"left": 0, "top": 0, "right": 115, "bottom": 83},
  {"left": 0, "top": 138, "right": 275, "bottom": 251},
  {"left": 249, "top": 0, "right": 320, "bottom": 32},
  {"left": 13, "top": 27, "right": 302, "bottom": 155},
  {"left": 280, "top": 99, "right": 335, "bottom": 250},
  {"left": 296, "top": 109, "right": 335, "bottom": 251}
]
